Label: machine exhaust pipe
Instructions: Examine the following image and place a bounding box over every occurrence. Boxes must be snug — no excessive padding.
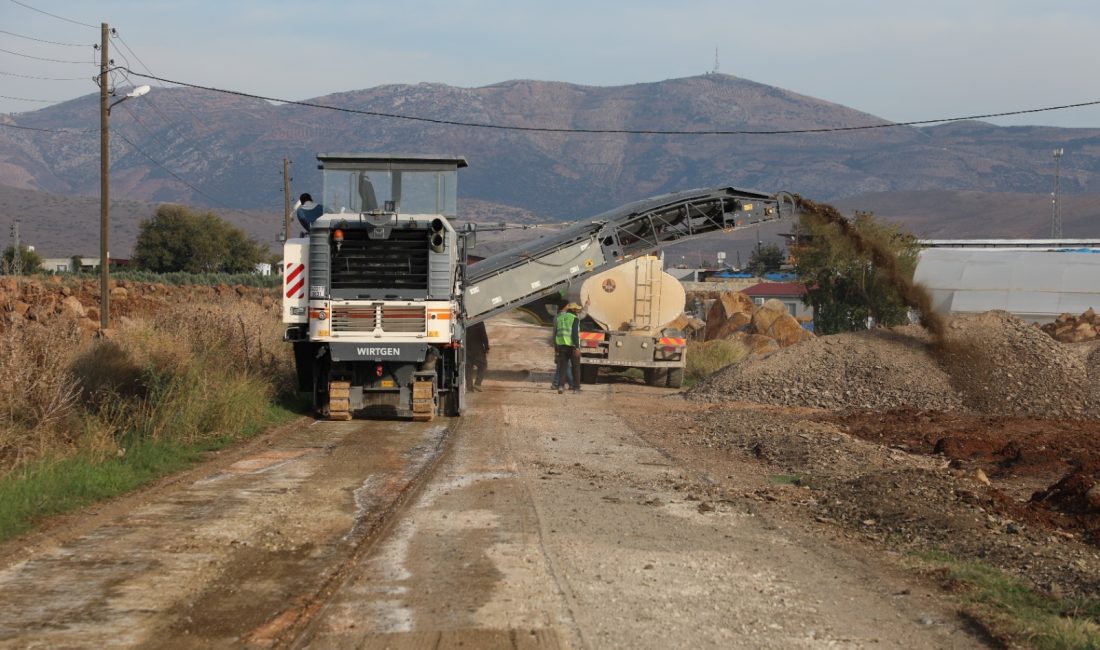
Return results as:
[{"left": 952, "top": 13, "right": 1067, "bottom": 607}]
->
[{"left": 430, "top": 218, "right": 446, "bottom": 253}]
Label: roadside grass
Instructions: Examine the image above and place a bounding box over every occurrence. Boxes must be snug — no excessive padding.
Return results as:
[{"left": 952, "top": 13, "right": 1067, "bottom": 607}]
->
[
  {"left": 685, "top": 339, "right": 747, "bottom": 383},
  {"left": 0, "top": 299, "right": 298, "bottom": 544},
  {"left": 0, "top": 403, "right": 297, "bottom": 543},
  {"left": 913, "top": 550, "right": 1100, "bottom": 649}
]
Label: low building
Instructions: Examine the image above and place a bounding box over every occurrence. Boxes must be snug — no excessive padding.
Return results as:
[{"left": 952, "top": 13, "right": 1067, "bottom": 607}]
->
[
  {"left": 741, "top": 282, "right": 814, "bottom": 325},
  {"left": 914, "top": 247, "right": 1100, "bottom": 323}
]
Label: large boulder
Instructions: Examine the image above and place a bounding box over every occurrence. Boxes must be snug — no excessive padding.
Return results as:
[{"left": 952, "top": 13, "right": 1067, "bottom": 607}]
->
[
  {"left": 731, "top": 331, "right": 781, "bottom": 356},
  {"left": 751, "top": 299, "right": 814, "bottom": 348},
  {"left": 704, "top": 291, "right": 756, "bottom": 340}
]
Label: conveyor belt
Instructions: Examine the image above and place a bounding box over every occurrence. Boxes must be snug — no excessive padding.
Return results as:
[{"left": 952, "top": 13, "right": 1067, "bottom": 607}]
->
[{"left": 463, "top": 186, "right": 793, "bottom": 324}]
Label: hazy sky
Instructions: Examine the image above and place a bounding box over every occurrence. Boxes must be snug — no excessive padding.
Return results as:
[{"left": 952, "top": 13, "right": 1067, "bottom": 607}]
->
[{"left": 2, "top": 0, "right": 1099, "bottom": 128}]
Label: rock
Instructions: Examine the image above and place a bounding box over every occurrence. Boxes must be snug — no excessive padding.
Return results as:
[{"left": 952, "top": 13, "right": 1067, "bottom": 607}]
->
[
  {"left": 975, "top": 469, "right": 991, "bottom": 486},
  {"left": 704, "top": 291, "right": 755, "bottom": 340},
  {"left": 60, "top": 295, "right": 86, "bottom": 318},
  {"left": 1086, "top": 484, "right": 1100, "bottom": 511},
  {"left": 752, "top": 299, "right": 814, "bottom": 348},
  {"left": 731, "top": 331, "right": 781, "bottom": 356},
  {"left": 12, "top": 300, "right": 30, "bottom": 316},
  {"left": 110, "top": 287, "right": 128, "bottom": 300}
]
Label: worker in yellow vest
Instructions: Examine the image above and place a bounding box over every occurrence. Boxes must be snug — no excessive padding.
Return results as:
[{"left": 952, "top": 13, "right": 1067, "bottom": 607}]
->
[{"left": 554, "top": 302, "right": 584, "bottom": 394}]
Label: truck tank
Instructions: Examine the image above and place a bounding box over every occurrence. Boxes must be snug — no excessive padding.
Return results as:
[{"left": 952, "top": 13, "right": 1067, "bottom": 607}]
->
[
  {"left": 573, "top": 256, "right": 685, "bottom": 334},
  {"left": 569, "top": 256, "right": 690, "bottom": 388}
]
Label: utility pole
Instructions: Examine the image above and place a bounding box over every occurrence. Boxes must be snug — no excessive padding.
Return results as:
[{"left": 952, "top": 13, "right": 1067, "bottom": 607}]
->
[
  {"left": 99, "top": 22, "right": 110, "bottom": 331},
  {"left": 283, "top": 158, "right": 292, "bottom": 241},
  {"left": 1051, "top": 148, "right": 1064, "bottom": 239},
  {"left": 9, "top": 220, "right": 21, "bottom": 276}
]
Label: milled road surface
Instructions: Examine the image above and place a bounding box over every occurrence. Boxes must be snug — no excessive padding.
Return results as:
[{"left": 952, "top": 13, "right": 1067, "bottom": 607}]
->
[
  {"left": 0, "top": 316, "right": 988, "bottom": 648},
  {"left": 299, "top": 318, "right": 984, "bottom": 649},
  {"left": 0, "top": 417, "right": 451, "bottom": 648}
]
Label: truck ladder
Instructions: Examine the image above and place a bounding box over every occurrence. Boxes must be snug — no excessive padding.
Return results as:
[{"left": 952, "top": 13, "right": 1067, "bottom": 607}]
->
[{"left": 462, "top": 186, "right": 793, "bottom": 324}]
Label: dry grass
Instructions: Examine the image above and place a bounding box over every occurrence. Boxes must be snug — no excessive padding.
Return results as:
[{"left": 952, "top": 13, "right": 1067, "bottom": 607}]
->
[
  {"left": 1, "top": 298, "right": 294, "bottom": 475},
  {"left": 685, "top": 339, "right": 748, "bottom": 382},
  {"left": 0, "top": 323, "right": 83, "bottom": 467}
]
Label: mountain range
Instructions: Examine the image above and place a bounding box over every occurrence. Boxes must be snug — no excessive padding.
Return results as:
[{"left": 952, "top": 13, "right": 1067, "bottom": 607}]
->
[{"left": 2, "top": 73, "right": 1098, "bottom": 258}]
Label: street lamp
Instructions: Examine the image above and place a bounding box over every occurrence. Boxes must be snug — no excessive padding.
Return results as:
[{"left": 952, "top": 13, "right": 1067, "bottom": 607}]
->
[{"left": 99, "top": 20, "right": 150, "bottom": 331}]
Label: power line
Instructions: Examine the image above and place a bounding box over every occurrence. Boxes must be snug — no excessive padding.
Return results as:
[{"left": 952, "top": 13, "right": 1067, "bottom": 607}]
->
[
  {"left": 123, "top": 66, "right": 1100, "bottom": 136},
  {"left": 0, "top": 94, "right": 55, "bottom": 102},
  {"left": 0, "top": 69, "right": 88, "bottom": 81},
  {"left": 112, "top": 33, "right": 205, "bottom": 129},
  {"left": 111, "top": 129, "right": 240, "bottom": 211},
  {"left": 0, "top": 121, "right": 91, "bottom": 133},
  {"left": 0, "top": 45, "right": 91, "bottom": 64},
  {"left": 0, "top": 28, "right": 89, "bottom": 46},
  {"left": 8, "top": 0, "right": 96, "bottom": 29},
  {"left": 0, "top": 121, "right": 55, "bottom": 131}
]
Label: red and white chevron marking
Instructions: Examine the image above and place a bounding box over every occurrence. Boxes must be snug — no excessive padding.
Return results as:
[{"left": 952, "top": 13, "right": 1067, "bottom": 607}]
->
[{"left": 284, "top": 263, "right": 305, "bottom": 299}]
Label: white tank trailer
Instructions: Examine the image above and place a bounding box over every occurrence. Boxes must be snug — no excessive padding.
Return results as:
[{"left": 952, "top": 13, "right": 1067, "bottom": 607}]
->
[{"left": 571, "top": 255, "right": 689, "bottom": 388}]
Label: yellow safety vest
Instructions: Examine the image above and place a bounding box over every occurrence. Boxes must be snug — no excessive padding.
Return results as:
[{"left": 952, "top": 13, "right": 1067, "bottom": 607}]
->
[{"left": 554, "top": 312, "right": 577, "bottom": 346}]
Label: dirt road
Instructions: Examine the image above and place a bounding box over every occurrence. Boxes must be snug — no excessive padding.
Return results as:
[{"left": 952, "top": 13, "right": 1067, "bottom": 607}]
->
[
  {"left": 0, "top": 317, "right": 988, "bottom": 648},
  {"left": 299, "top": 318, "right": 983, "bottom": 649}
]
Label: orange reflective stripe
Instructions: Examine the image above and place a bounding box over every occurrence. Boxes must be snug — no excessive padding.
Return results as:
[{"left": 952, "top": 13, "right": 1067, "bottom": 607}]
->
[{"left": 658, "top": 337, "right": 686, "bottom": 346}]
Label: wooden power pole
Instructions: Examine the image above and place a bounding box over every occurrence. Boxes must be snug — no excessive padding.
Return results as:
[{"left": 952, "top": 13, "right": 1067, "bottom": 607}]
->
[
  {"left": 283, "top": 158, "right": 292, "bottom": 240},
  {"left": 99, "top": 22, "right": 110, "bottom": 331}
]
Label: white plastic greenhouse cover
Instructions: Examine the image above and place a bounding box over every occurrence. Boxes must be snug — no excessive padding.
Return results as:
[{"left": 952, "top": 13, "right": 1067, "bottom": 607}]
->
[{"left": 914, "top": 248, "right": 1100, "bottom": 323}]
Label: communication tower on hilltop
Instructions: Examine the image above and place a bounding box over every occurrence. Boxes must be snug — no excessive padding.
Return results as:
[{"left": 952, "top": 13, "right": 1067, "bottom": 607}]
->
[
  {"left": 1051, "top": 148, "right": 1064, "bottom": 238},
  {"left": 713, "top": 47, "right": 720, "bottom": 75}
]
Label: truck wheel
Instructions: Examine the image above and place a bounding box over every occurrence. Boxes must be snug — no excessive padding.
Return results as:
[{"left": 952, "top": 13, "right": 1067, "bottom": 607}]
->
[
  {"left": 644, "top": 368, "right": 667, "bottom": 386},
  {"left": 581, "top": 364, "right": 599, "bottom": 384},
  {"left": 665, "top": 367, "right": 685, "bottom": 389}
]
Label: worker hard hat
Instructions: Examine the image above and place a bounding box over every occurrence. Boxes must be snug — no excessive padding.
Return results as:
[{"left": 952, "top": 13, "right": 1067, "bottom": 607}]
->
[{"left": 565, "top": 302, "right": 582, "bottom": 312}]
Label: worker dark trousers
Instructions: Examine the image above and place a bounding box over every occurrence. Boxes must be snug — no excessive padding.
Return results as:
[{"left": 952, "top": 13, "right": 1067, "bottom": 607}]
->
[
  {"left": 466, "top": 352, "right": 487, "bottom": 389},
  {"left": 555, "top": 345, "right": 581, "bottom": 389}
]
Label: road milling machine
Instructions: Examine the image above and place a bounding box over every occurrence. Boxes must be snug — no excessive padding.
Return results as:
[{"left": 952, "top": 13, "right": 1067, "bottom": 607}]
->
[{"left": 284, "top": 153, "right": 793, "bottom": 421}]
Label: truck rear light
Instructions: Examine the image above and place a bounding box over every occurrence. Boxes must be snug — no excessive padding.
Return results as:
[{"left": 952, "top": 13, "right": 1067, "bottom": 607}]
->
[{"left": 376, "top": 363, "right": 383, "bottom": 377}]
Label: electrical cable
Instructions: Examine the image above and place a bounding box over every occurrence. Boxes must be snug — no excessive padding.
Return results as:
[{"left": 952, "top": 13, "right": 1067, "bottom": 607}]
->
[
  {"left": 122, "top": 67, "right": 1100, "bottom": 136},
  {"left": 8, "top": 0, "right": 97, "bottom": 29},
  {"left": 0, "top": 69, "right": 88, "bottom": 81},
  {"left": 0, "top": 94, "right": 54, "bottom": 102},
  {"left": 0, "top": 45, "right": 91, "bottom": 64},
  {"left": 110, "top": 128, "right": 233, "bottom": 206},
  {"left": 112, "top": 34, "right": 206, "bottom": 129},
  {"left": 0, "top": 28, "right": 88, "bottom": 46}
]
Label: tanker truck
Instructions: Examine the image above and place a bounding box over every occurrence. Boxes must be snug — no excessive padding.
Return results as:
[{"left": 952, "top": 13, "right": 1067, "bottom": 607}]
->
[{"left": 571, "top": 255, "right": 689, "bottom": 388}]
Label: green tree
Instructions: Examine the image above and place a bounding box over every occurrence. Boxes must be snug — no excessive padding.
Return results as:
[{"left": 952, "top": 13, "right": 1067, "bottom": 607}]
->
[
  {"left": 70, "top": 255, "right": 83, "bottom": 273},
  {"left": 746, "top": 243, "right": 786, "bottom": 276},
  {"left": 2, "top": 245, "right": 42, "bottom": 274},
  {"left": 133, "top": 205, "right": 266, "bottom": 274},
  {"left": 793, "top": 211, "right": 919, "bottom": 334}
]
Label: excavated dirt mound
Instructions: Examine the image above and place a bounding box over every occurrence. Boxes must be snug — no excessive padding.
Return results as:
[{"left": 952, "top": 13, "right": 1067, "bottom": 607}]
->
[
  {"left": 689, "top": 310, "right": 1098, "bottom": 419},
  {"left": 688, "top": 328, "right": 963, "bottom": 412},
  {"left": 938, "top": 311, "right": 1095, "bottom": 419},
  {"left": 641, "top": 399, "right": 1100, "bottom": 600}
]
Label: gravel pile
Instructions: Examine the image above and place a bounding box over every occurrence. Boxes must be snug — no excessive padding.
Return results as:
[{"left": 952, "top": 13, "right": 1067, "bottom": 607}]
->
[
  {"left": 688, "top": 310, "right": 1097, "bottom": 418},
  {"left": 939, "top": 311, "right": 1096, "bottom": 418},
  {"left": 687, "top": 328, "right": 963, "bottom": 412}
]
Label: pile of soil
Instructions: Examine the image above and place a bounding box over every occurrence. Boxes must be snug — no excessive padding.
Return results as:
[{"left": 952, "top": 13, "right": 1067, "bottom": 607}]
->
[
  {"left": 688, "top": 310, "right": 1097, "bottom": 419},
  {"left": 687, "top": 328, "right": 963, "bottom": 412},
  {"left": 637, "top": 400, "right": 1100, "bottom": 600},
  {"left": 938, "top": 311, "right": 1095, "bottom": 419}
]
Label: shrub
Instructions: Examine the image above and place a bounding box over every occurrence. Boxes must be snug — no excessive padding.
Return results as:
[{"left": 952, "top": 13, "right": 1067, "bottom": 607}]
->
[{"left": 685, "top": 339, "right": 747, "bottom": 382}]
